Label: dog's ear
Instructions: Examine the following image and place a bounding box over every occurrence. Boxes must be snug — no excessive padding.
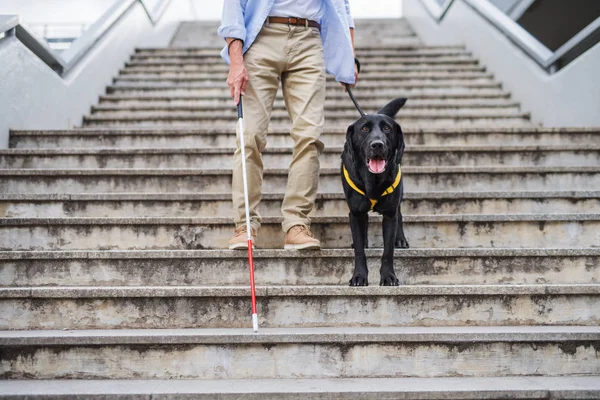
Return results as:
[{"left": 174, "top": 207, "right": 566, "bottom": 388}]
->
[
  {"left": 344, "top": 124, "right": 355, "bottom": 163},
  {"left": 394, "top": 122, "right": 406, "bottom": 165},
  {"left": 377, "top": 98, "right": 407, "bottom": 119}
]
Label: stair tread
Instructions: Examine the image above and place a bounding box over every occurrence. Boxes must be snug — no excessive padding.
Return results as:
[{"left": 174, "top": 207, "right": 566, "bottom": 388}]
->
[
  {"left": 3, "top": 166, "right": 598, "bottom": 174},
  {"left": 1, "top": 190, "right": 598, "bottom": 200},
  {"left": 0, "top": 376, "right": 599, "bottom": 398},
  {"left": 2, "top": 213, "right": 599, "bottom": 224},
  {"left": 10, "top": 126, "right": 600, "bottom": 135},
  {"left": 2, "top": 247, "right": 599, "bottom": 259},
  {"left": 2, "top": 326, "right": 599, "bottom": 345},
  {"left": 2, "top": 144, "right": 599, "bottom": 155},
  {"left": 3, "top": 283, "right": 600, "bottom": 299}
]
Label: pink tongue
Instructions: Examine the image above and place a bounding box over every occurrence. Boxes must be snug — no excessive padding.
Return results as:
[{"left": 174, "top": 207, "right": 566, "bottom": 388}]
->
[{"left": 369, "top": 158, "right": 386, "bottom": 173}]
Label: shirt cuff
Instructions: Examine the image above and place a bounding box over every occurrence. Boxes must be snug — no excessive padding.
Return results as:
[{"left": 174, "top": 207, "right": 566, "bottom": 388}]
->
[{"left": 217, "top": 25, "right": 247, "bottom": 41}]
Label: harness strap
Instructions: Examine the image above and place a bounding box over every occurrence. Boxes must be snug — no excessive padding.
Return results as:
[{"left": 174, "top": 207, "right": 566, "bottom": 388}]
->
[{"left": 343, "top": 165, "right": 402, "bottom": 211}]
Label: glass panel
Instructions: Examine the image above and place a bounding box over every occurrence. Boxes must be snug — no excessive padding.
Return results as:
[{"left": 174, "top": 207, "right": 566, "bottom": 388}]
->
[
  {"left": 486, "top": 0, "right": 600, "bottom": 51},
  {"left": 0, "top": 0, "right": 120, "bottom": 52}
]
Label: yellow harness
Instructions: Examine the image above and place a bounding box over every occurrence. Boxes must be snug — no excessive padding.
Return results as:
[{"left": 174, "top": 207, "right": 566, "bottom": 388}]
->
[{"left": 343, "top": 165, "right": 402, "bottom": 211}]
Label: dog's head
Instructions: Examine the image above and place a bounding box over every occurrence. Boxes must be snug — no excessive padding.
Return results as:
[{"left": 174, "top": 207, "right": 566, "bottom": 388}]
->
[{"left": 345, "top": 98, "right": 407, "bottom": 174}]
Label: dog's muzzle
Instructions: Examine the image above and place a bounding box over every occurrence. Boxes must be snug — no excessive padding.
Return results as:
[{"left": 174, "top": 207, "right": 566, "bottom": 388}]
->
[{"left": 367, "top": 140, "right": 388, "bottom": 174}]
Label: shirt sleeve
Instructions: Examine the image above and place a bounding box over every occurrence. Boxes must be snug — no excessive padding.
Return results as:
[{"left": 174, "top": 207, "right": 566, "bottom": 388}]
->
[
  {"left": 217, "top": 0, "right": 247, "bottom": 41},
  {"left": 344, "top": 0, "right": 355, "bottom": 29}
]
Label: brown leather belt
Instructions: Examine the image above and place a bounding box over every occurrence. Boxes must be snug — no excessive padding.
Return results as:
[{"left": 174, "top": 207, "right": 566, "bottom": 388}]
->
[{"left": 267, "top": 16, "right": 321, "bottom": 31}]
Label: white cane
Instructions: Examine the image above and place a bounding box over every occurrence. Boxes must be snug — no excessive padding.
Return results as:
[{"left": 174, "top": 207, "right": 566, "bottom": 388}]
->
[{"left": 237, "top": 97, "right": 259, "bottom": 333}]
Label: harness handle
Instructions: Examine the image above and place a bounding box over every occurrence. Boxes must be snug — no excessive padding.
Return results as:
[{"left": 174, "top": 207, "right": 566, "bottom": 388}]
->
[{"left": 345, "top": 84, "right": 366, "bottom": 117}]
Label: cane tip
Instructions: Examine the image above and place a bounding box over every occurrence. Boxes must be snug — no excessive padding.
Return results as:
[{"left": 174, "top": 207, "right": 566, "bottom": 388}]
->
[{"left": 252, "top": 314, "right": 259, "bottom": 333}]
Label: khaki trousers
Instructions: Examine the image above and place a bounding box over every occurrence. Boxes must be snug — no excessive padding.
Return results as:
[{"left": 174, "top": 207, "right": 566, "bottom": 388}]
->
[{"left": 232, "top": 24, "right": 326, "bottom": 233}]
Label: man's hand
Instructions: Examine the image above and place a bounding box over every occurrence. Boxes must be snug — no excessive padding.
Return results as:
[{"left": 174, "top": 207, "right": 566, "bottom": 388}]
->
[
  {"left": 343, "top": 63, "right": 359, "bottom": 91},
  {"left": 226, "top": 39, "right": 248, "bottom": 105}
]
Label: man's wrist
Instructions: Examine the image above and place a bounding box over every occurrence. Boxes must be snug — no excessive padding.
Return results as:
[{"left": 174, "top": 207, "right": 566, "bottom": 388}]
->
[{"left": 227, "top": 38, "right": 244, "bottom": 64}]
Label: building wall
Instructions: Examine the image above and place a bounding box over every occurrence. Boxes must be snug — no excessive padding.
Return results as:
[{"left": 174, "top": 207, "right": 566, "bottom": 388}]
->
[{"left": 404, "top": 0, "right": 600, "bottom": 127}]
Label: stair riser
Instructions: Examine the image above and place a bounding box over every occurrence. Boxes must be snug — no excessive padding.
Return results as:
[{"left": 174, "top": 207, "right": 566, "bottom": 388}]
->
[
  {"left": 82, "top": 118, "right": 532, "bottom": 129},
  {"left": 3, "top": 197, "right": 597, "bottom": 218},
  {"left": 131, "top": 51, "right": 472, "bottom": 59},
  {"left": 95, "top": 98, "right": 517, "bottom": 110},
  {"left": 91, "top": 105, "right": 522, "bottom": 115},
  {"left": 118, "top": 70, "right": 493, "bottom": 81},
  {"left": 2, "top": 255, "right": 597, "bottom": 287},
  {"left": 1, "top": 172, "right": 596, "bottom": 193},
  {"left": 1, "top": 220, "right": 597, "bottom": 250},
  {"left": 3, "top": 341, "right": 598, "bottom": 379},
  {"left": 105, "top": 86, "right": 504, "bottom": 96},
  {"left": 2, "top": 292, "right": 598, "bottom": 329},
  {"left": 114, "top": 77, "right": 497, "bottom": 86},
  {"left": 1, "top": 150, "right": 596, "bottom": 169},
  {"left": 10, "top": 131, "right": 598, "bottom": 149},
  {"left": 127, "top": 57, "right": 479, "bottom": 65}
]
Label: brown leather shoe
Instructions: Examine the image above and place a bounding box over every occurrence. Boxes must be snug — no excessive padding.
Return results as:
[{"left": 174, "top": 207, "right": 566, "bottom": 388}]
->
[
  {"left": 284, "top": 225, "right": 321, "bottom": 250},
  {"left": 228, "top": 225, "right": 257, "bottom": 250}
]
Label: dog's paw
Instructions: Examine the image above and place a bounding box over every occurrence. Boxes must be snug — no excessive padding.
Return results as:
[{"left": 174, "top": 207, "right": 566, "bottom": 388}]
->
[
  {"left": 380, "top": 273, "right": 400, "bottom": 286},
  {"left": 395, "top": 238, "right": 410, "bottom": 249},
  {"left": 349, "top": 275, "right": 369, "bottom": 286}
]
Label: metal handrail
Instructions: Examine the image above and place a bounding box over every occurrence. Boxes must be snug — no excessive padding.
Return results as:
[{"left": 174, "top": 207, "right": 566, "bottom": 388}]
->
[
  {"left": 419, "top": 0, "right": 456, "bottom": 22},
  {"left": 417, "top": 0, "right": 600, "bottom": 74},
  {"left": 0, "top": 0, "right": 171, "bottom": 76}
]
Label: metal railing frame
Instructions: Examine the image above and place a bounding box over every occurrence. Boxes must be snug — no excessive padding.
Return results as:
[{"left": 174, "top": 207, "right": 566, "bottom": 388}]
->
[
  {"left": 0, "top": 0, "right": 172, "bottom": 76},
  {"left": 417, "top": 0, "right": 600, "bottom": 74}
]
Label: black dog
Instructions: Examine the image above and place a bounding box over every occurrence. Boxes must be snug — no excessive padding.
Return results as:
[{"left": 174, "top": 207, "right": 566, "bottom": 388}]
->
[{"left": 341, "top": 98, "right": 409, "bottom": 286}]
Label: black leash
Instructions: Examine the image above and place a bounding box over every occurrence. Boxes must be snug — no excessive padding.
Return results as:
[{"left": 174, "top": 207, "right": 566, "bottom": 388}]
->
[{"left": 345, "top": 84, "right": 366, "bottom": 117}]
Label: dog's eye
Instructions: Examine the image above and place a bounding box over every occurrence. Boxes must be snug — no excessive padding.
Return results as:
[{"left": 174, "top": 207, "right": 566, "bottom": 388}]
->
[
  {"left": 361, "top": 126, "right": 369, "bottom": 132},
  {"left": 383, "top": 125, "right": 391, "bottom": 132}
]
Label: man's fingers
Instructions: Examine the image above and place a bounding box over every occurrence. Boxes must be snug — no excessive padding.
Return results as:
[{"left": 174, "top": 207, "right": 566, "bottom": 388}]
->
[
  {"left": 241, "top": 77, "right": 248, "bottom": 96},
  {"left": 233, "top": 85, "right": 241, "bottom": 106}
]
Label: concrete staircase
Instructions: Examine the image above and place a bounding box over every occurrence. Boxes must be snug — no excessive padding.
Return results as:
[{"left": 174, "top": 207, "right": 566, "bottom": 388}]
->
[{"left": 0, "top": 19, "right": 599, "bottom": 398}]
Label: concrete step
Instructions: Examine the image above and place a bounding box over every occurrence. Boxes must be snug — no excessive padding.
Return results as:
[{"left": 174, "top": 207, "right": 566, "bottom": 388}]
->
[
  {"left": 118, "top": 69, "right": 495, "bottom": 81},
  {"left": 1, "top": 145, "right": 597, "bottom": 169},
  {"left": 94, "top": 97, "right": 519, "bottom": 111},
  {"left": 98, "top": 90, "right": 512, "bottom": 102},
  {"left": 88, "top": 108, "right": 525, "bottom": 120},
  {"left": 121, "top": 64, "right": 487, "bottom": 74},
  {"left": 134, "top": 47, "right": 471, "bottom": 58},
  {"left": 127, "top": 55, "right": 480, "bottom": 66},
  {"left": 1, "top": 167, "right": 596, "bottom": 193},
  {"left": 2, "top": 248, "right": 598, "bottom": 287},
  {"left": 108, "top": 80, "right": 501, "bottom": 91},
  {"left": 2, "top": 191, "right": 597, "bottom": 218},
  {"left": 1, "top": 214, "right": 598, "bottom": 250},
  {"left": 2, "top": 376, "right": 600, "bottom": 399},
  {"left": 2, "top": 285, "right": 599, "bottom": 329},
  {"left": 1, "top": 326, "right": 599, "bottom": 378},
  {"left": 10, "top": 127, "right": 598, "bottom": 149},
  {"left": 113, "top": 73, "right": 495, "bottom": 88},
  {"left": 81, "top": 116, "right": 532, "bottom": 128}
]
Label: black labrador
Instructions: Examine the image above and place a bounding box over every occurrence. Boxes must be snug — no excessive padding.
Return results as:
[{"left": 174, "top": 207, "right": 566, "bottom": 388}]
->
[{"left": 341, "top": 98, "right": 409, "bottom": 286}]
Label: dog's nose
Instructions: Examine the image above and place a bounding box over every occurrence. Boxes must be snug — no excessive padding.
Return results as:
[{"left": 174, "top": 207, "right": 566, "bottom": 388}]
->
[{"left": 370, "top": 140, "right": 384, "bottom": 150}]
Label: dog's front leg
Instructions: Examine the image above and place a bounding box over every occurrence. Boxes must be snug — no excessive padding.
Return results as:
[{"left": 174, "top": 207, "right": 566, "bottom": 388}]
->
[
  {"left": 381, "top": 214, "right": 400, "bottom": 286},
  {"left": 395, "top": 204, "right": 410, "bottom": 249},
  {"left": 349, "top": 211, "right": 369, "bottom": 286}
]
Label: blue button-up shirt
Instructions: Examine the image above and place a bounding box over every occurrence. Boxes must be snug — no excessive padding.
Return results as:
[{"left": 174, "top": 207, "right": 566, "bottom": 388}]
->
[{"left": 218, "top": 0, "right": 356, "bottom": 84}]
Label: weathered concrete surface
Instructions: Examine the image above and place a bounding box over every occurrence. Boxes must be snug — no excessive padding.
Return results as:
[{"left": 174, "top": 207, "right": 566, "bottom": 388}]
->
[
  {"left": 1, "top": 192, "right": 598, "bottom": 218},
  {"left": 2, "top": 376, "right": 600, "bottom": 399},
  {"left": 1, "top": 338, "right": 598, "bottom": 379},
  {"left": 0, "top": 215, "right": 598, "bottom": 250},
  {"left": 9, "top": 127, "right": 600, "bottom": 149},
  {"left": 1, "top": 285, "right": 598, "bottom": 329},
  {"left": 1, "top": 167, "right": 598, "bottom": 194},
  {"left": 1, "top": 145, "right": 598, "bottom": 169},
  {"left": 1, "top": 249, "right": 597, "bottom": 287}
]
